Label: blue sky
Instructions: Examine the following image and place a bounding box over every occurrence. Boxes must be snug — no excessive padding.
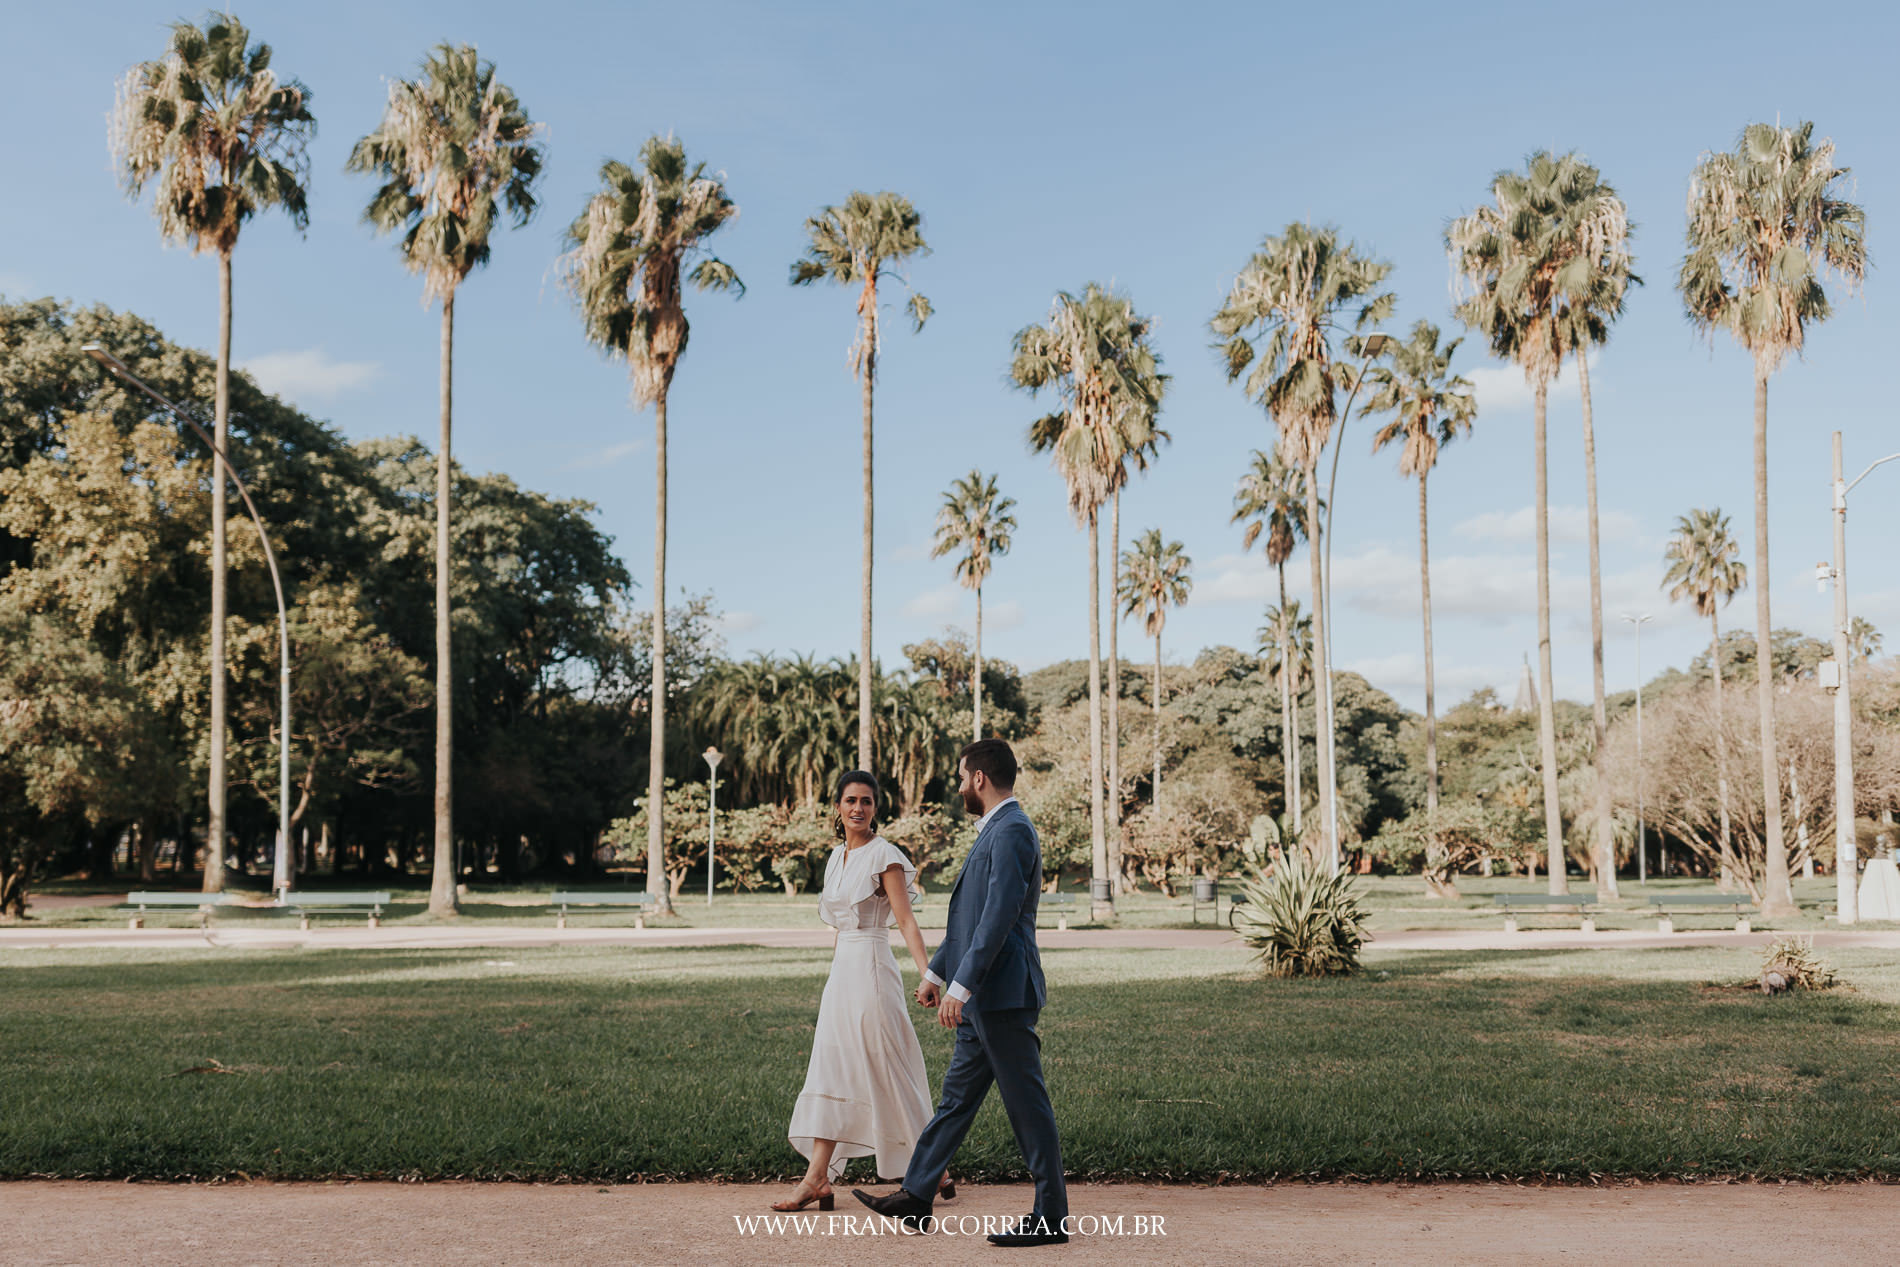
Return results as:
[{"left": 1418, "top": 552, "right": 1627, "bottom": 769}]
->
[{"left": 6, "top": 0, "right": 1897, "bottom": 710}]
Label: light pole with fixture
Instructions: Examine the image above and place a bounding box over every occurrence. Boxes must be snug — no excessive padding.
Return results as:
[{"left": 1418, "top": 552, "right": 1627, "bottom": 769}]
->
[
  {"left": 703, "top": 747, "right": 724, "bottom": 905},
  {"left": 1818, "top": 431, "right": 1900, "bottom": 926},
  {"left": 1317, "top": 331, "right": 1394, "bottom": 874},
  {"left": 82, "top": 344, "right": 295, "bottom": 898},
  {"left": 1620, "top": 613, "right": 1653, "bottom": 884}
]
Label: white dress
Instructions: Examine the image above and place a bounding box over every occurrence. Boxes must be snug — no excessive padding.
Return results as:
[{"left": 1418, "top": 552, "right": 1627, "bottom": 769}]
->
[{"left": 787, "top": 837, "right": 934, "bottom": 1181}]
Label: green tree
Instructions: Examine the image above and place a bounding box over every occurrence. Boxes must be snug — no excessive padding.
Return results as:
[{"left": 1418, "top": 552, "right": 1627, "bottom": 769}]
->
[
  {"left": 1662, "top": 508, "right": 1747, "bottom": 886},
  {"left": 1212, "top": 222, "right": 1392, "bottom": 870},
  {"left": 790, "top": 192, "right": 932, "bottom": 772},
  {"left": 348, "top": 44, "right": 544, "bottom": 915},
  {"left": 1118, "top": 530, "right": 1193, "bottom": 809},
  {"left": 1233, "top": 446, "right": 1315, "bottom": 838},
  {"left": 1362, "top": 320, "right": 1476, "bottom": 828},
  {"left": 1849, "top": 617, "right": 1882, "bottom": 665},
  {"left": 1448, "top": 153, "right": 1625, "bottom": 894},
  {"left": 558, "top": 135, "right": 741, "bottom": 915},
  {"left": 929, "top": 470, "right": 1016, "bottom": 741},
  {"left": 1014, "top": 284, "right": 1168, "bottom": 919},
  {"left": 109, "top": 11, "right": 314, "bottom": 892},
  {"left": 1679, "top": 121, "right": 1866, "bottom": 917}
]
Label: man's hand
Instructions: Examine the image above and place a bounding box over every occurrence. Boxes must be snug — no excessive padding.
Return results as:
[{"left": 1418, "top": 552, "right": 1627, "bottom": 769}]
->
[
  {"left": 938, "top": 994, "right": 964, "bottom": 1029},
  {"left": 915, "top": 980, "right": 941, "bottom": 1008}
]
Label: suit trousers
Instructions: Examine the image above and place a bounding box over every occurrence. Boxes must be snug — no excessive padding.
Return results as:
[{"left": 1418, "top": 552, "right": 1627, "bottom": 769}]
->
[{"left": 901, "top": 1004, "right": 1067, "bottom": 1222}]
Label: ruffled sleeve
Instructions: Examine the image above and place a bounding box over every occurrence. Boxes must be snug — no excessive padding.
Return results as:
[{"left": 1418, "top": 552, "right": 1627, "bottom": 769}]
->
[{"left": 857, "top": 838, "right": 923, "bottom": 912}]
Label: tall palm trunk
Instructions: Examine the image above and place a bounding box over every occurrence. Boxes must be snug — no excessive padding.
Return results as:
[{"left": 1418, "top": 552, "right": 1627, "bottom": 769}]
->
[
  {"left": 1711, "top": 610, "right": 1734, "bottom": 890},
  {"left": 1533, "top": 377, "right": 1566, "bottom": 894},
  {"left": 204, "top": 248, "right": 232, "bottom": 893},
  {"left": 1418, "top": 472, "right": 1438, "bottom": 815},
  {"left": 972, "top": 584, "right": 983, "bottom": 741},
  {"left": 1106, "top": 489, "right": 1123, "bottom": 896},
  {"left": 1280, "top": 562, "right": 1301, "bottom": 839},
  {"left": 1578, "top": 354, "right": 1618, "bottom": 899},
  {"left": 1087, "top": 509, "right": 1110, "bottom": 919},
  {"left": 1752, "top": 364, "right": 1794, "bottom": 915},
  {"left": 647, "top": 388, "right": 673, "bottom": 914},
  {"left": 857, "top": 280, "right": 878, "bottom": 773},
  {"left": 430, "top": 290, "right": 457, "bottom": 916},
  {"left": 1152, "top": 630, "right": 1163, "bottom": 808},
  {"left": 1304, "top": 472, "right": 1333, "bottom": 868}
]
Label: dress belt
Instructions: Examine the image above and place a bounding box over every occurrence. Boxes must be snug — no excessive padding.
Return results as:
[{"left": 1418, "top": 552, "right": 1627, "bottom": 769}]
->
[{"left": 835, "top": 928, "right": 893, "bottom": 941}]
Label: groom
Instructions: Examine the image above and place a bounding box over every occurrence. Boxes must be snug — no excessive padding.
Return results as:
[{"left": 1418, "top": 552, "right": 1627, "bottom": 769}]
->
[{"left": 854, "top": 738, "right": 1068, "bottom": 1248}]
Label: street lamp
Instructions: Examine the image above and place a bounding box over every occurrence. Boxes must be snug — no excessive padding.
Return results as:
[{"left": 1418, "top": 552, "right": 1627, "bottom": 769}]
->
[
  {"left": 1819, "top": 431, "right": 1900, "bottom": 926},
  {"left": 1620, "top": 614, "right": 1653, "bottom": 884},
  {"left": 703, "top": 747, "right": 724, "bottom": 906},
  {"left": 1318, "top": 331, "right": 1394, "bottom": 874},
  {"left": 82, "top": 344, "right": 295, "bottom": 899}
]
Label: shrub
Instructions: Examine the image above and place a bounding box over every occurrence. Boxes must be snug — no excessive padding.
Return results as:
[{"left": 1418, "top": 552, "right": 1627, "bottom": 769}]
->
[
  {"left": 1758, "top": 935, "right": 1836, "bottom": 994},
  {"left": 1232, "top": 854, "right": 1370, "bottom": 978}
]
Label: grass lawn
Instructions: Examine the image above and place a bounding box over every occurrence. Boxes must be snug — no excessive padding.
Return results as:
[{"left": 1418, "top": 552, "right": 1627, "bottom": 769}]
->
[
  {"left": 22, "top": 872, "right": 1861, "bottom": 934},
  {"left": 3, "top": 940, "right": 1897, "bottom": 1182}
]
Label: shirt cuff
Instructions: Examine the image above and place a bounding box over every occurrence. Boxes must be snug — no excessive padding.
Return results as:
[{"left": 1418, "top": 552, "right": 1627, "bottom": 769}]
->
[
  {"left": 923, "top": 969, "right": 945, "bottom": 988},
  {"left": 948, "top": 981, "right": 972, "bottom": 1003}
]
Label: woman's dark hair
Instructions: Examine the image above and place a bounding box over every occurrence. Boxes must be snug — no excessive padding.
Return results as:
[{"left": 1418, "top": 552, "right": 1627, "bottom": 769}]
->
[{"left": 833, "top": 770, "right": 881, "bottom": 840}]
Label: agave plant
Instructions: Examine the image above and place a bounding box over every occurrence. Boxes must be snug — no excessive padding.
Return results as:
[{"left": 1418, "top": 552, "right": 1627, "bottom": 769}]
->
[{"left": 1232, "top": 853, "right": 1369, "bottom": 977}]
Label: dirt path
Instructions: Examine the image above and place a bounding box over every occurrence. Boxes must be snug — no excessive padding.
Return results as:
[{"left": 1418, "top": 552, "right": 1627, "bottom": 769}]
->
[{"left": 8, "top": 1180, "right": 1891, "bottom": 1265}]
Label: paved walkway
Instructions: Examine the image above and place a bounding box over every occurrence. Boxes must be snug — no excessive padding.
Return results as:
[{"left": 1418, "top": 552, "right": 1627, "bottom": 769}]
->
[
  {"left": 8, "top": 1180, "right": 1893, "bottom": 1265},
  {"left": 4, "top": 921, "right": 1899, "bottom": 952}
]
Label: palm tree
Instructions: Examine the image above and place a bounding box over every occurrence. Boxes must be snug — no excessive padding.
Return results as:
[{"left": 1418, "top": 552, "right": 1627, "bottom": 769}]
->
[
  {"left": 1118, "top": 530, "right": 1193, "bottom": 808},
  {"left": 1107, "top": 434, "right": 1168, "bottom": 895},
  {"left": 1362, "top": 321, "right": 1476, "bottom": 832},
  {"left": 1232, "top": 446, "right": 1316, "bottom": 839},
  {"left": 1447, "top": 153, "right": 1624, "bottom": 895},
  {"left": 1661, "top": 508, "right": 1747, "bottom": 888},
  {"left": 111, "top": 12, "right": 314, "bottom": 892},
  {"left": 557, "top": 135, "right": 741, "bottom": 917},
  {"left": 348, "top": 44, "right": 544, "bottom": 916},
  {"left": 1212, "top": 223, "right": 1392, "bottom": 870},
  {"left": 1680, "top": 121, "right": 1867, "bottom": 917},
  {"left": 790, "top": 192, "right": 932, "bottom": 772},
  {"left": 1258, "top": 599, "right": 1314, "bottom": 832},
  {"left": 929, "top": 471, "right": 1017, "bottom": 740},
  {"left": 1848, "top": 617, "right": 1882, "bottom": 664},
  {"left": 1553, "top": 161, "right": 1639, "bottom": 902},
  {"left": 1015, "top": 284, "right": 1168, "bottom": 920}
]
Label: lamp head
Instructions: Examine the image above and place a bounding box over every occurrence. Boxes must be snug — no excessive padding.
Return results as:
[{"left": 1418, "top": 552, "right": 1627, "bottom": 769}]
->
[{"left": 1816, "top": 561, "right": 1831, "bottom": 594}]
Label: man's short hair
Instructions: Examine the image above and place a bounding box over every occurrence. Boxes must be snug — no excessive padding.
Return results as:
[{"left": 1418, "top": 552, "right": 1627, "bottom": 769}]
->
[{"left": 959, "top": 738, "right": 1018, "bottom": 790}]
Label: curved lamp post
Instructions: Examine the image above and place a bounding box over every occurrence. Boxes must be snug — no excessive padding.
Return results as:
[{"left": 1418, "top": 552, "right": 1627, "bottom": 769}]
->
[
  {"left": 703, "top": 746, "right": 724, "bottom": 906},
  {"left": 81, "top": 344, "right": 294, "bottom": 898},
  {"left": 1317, "top": 331, "right": 1393, "bottom": 873},
  {"left": 1818, "top": 432, "right": 1900, "bottom": 926}
]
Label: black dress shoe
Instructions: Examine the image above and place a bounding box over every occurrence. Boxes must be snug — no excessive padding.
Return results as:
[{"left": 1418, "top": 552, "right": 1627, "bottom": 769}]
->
[
  {"left": 988, "top": 1212, "right": 1069, "bottom": 1247},
  {"left": 852, "top": 1187, "right": 933, "bottom": 1220}
]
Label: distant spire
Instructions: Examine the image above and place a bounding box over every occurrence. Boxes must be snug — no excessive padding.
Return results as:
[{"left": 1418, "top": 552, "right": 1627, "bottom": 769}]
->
[{"left": 1512, "top": 654, "right": 1538, "bottom": 714}]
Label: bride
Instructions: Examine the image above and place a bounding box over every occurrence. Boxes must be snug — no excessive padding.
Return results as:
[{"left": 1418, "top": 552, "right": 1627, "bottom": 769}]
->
[{"left": 774, "top": 771, "right": 953, "bottom": 1212}]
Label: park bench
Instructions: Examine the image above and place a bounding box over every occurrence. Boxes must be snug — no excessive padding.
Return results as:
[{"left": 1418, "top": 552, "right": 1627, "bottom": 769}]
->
[
  {"left": 1040, "top": 893, "right": 1076, "bottom": 931},
  {"left": 121, "top": 891, "right": 239, "bottom": 929},
  {"left": 1491, "top": 892, "right": 1597, "bottom": 933},
  {"left": 549, "top": 891, "right": 648, "bottom": 929},
  {"left": 280, "top": 891, "right": 390, "bottom": 930},
  {"left": 1646, "top": 892, "right": 1754, "bottom": 934}
]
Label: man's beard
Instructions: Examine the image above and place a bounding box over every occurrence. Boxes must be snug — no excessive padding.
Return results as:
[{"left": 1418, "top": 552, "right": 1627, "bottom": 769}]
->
[{"left": 960, "top": 787, "right": 984, "bottom": 817}]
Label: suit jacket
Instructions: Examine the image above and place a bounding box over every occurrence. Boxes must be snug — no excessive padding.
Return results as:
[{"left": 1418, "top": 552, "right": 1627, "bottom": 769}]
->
[{"left": 928, "top": 799, "right": 1047, "bottom": 1011}]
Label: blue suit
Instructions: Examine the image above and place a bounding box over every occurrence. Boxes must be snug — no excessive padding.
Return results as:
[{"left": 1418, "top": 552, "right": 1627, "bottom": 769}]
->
[{"left": 902, "top": 798, "right": 1066, "bottom": 1222}]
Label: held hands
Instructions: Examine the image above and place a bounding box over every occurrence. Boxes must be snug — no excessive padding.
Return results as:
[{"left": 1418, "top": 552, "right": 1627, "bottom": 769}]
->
[
  {"left": 937, "top": 994, "right": 964, "bottom": 1028},
  {"left": 915, "top": 980, "right": 941, "bottom": 1008}
]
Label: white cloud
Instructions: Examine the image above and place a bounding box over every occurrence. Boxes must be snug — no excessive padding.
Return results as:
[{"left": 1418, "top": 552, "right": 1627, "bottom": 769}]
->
[
  {"left": 887, "top": 540, "right": 931, "bottom": 563},
  {"left": 1454, "top": 504, "right": 1642, "bottom": 548},
  {"left": 1191, "top": 552, "right": 1305, "bottom": 606},
  {"left": 1342, "top": 650, "right": 1501, "bottom": 698},
  {"left": 901, "top": 585, "right": 964, "bottom": 621},
  {"left": 986, "top": 599, "right": 1025, "bottom": 633},
  {"left": 716, "top": 610, "right": 761, "bottom": 636},
  {"left": 0, "top": 272, "right": 35, "bottom": 297},
  {"left": 238, "top": 347, "right": 380, "bottom": 403},
  {"left": 562, "top": 438, "right": 643, "bottom": 470},
  {"left": 1463, "top": 348, "right": 1598, "bottom": 415}
]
